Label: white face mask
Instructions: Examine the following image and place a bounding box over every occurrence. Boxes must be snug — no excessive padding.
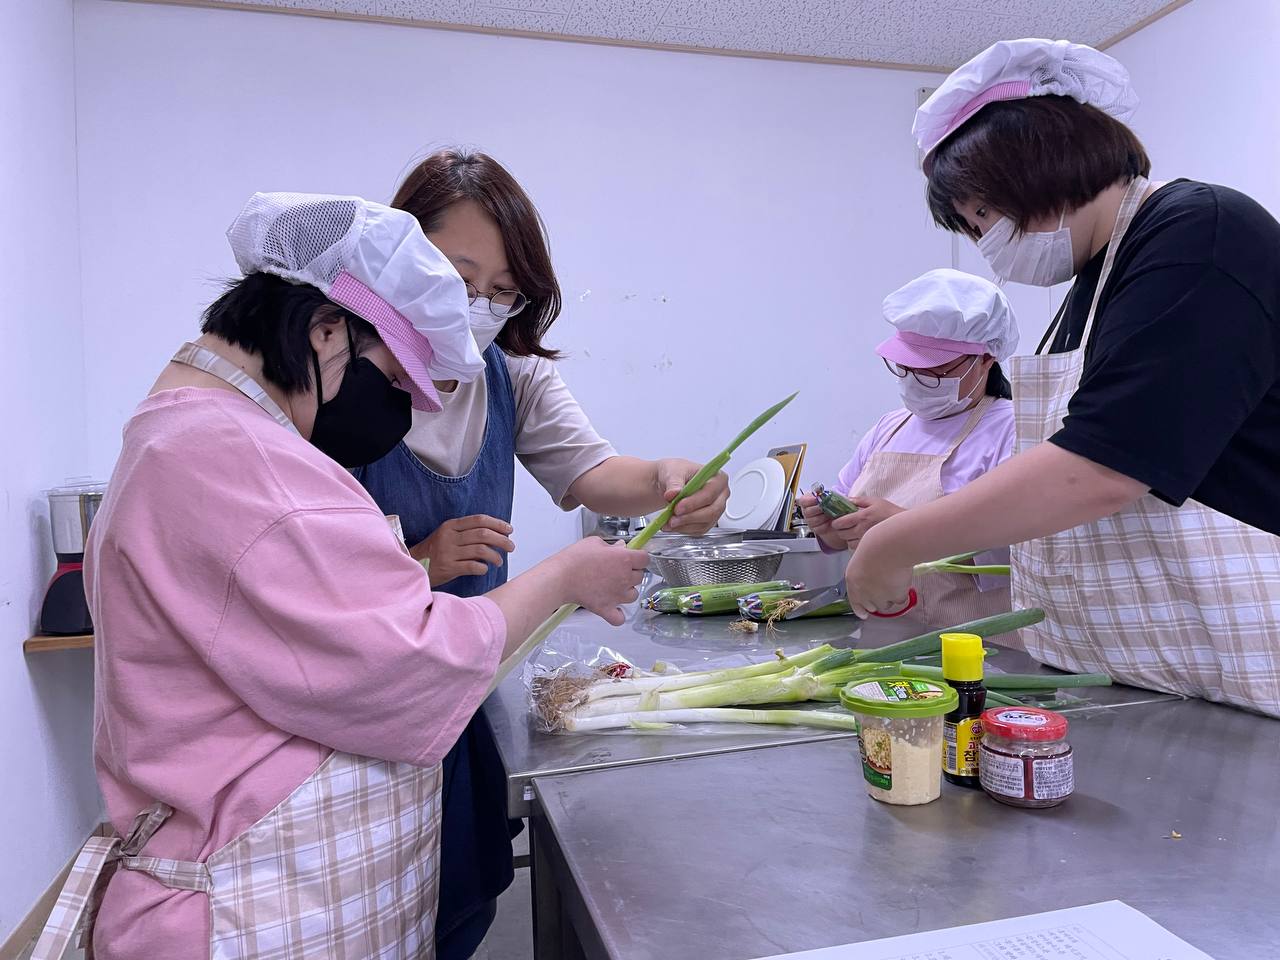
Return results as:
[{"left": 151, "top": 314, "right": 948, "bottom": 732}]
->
[
  {"left": 897, "top": 357, "right": 981, "bottom": 420},
  {"left": 977, "top": 211, "right": 1075, "bottom": 287},
  {"left": 468, "top": 299, "right": 507, "bottom": 354}
]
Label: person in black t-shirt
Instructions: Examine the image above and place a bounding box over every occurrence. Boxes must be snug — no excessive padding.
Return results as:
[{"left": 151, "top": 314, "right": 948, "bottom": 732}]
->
[{"left": 842, "top": 39, "right": 1280, "bottom": 716}]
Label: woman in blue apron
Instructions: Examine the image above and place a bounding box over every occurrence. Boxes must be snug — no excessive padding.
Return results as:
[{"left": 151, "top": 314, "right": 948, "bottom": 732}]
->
[{"left": 356, "top": 149, "right": 732, "bottom": 959}]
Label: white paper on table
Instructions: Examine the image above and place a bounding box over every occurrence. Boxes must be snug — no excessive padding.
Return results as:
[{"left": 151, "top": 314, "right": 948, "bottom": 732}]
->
[{"left": 751, "top": 901, "right": 1214, "bottom": 960}]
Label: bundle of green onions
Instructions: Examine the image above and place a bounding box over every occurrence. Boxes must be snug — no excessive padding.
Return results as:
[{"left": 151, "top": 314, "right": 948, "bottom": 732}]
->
[
  {"left": 488, "top": 392, "right": 798, "bottom": 696},
  {"left": 644, "top": 580, "right": 801, "bottom": 614},
  {"left": 533, "top": 608, "right": 1068, "bottom": 732},
  {"left": 738, "top": 589, "right": 850, "bottom": 621}
]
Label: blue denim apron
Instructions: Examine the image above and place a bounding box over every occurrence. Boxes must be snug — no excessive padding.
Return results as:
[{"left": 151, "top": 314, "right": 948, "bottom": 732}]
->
[{"left": 354, "top": 344, "right": 517, "bottom": 960}]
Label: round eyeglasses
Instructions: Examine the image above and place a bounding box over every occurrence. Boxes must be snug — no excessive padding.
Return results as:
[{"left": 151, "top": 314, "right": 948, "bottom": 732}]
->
[
  {"left": 882, "top": 355, "right": 976, "bottom": 389},
  {"left": 465, "top": 281, "right": 528, "bottom": 320}
]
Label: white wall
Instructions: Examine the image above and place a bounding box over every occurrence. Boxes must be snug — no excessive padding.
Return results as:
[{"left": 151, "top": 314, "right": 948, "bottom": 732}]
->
[
  {"left": 1110, "top": 0, "right": 1280, "bottom": 217},
  {"left": 71, "top": 0, "right": 971, "bottom": 574},
  {"left": 0, "top": 0, "right": 100, "bottom": 942}
]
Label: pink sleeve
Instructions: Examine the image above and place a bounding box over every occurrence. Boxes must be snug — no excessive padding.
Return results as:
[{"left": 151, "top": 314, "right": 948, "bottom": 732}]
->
[{"left": 209, "top": 507, "right": 506, "bottom": 766}]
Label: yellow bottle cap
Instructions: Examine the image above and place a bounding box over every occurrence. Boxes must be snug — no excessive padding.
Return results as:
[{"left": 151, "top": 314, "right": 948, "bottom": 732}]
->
[{"left": 941, "top": 633, "right": 985, "bottom": 682}]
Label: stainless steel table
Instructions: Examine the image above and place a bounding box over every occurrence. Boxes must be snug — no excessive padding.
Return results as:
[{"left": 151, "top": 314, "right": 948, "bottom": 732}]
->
[
  {"left": 530, "top": 697, "right": 1280, "bottom": 960},
  {"left": 483, "top": 604, "right": 1177, "bottom": 817}
]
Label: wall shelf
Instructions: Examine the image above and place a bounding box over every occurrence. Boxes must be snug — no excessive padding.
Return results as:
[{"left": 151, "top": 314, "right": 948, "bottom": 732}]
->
[{"left": 24, "top": 634, "right": 94, "bottom": 654}]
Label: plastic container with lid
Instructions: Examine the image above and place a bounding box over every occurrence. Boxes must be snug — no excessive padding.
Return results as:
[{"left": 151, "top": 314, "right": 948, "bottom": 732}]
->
[
  {"left": 840, "top": 677, "right": 958, "bottom": 806},
  {"left": 978, "top": 707, "right": 1074, "bottom": 808}
]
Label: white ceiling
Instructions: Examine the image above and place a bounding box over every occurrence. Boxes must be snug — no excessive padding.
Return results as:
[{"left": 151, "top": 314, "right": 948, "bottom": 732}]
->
[{"left": 190, "top": 0, "right": 1184, "bottom": 70}]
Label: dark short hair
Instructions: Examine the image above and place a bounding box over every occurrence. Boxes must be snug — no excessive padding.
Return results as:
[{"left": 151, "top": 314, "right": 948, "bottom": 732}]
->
[
  {"left": 927, "top": 96, "right": 1151, "bottom": 239},
  {"left": 201, "top": 272, "right": 375, "bottom": 394},
  {"left": 393, "top": 149, "right": 562, "bottom": 360},
  {"left": 986, "top": 361, "right": 1012, "bottom": 400}
]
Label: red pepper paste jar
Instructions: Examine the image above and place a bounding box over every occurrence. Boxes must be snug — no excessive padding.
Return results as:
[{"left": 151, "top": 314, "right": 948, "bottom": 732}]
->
[{"left": 978, "top": 707, "right": 1073, "bottom": 809}]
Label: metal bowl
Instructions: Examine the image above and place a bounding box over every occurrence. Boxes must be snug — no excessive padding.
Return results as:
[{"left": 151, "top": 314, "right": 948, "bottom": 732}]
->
[
  {"left": 648, "top": 542, "right": 789, "bottom": 587},
  {"left": 642, "top": 528, "right": 744, "bottom": 551}
]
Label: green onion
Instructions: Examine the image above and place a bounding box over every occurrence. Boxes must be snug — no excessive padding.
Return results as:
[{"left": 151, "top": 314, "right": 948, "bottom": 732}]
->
[
  {"left": 897, "top": 663, "right": 1112, "bottom": 691},
  {"left": 738, "top": 589, "right": 852, "bottom": 621},
  {"left": 565, "top": 707, "right": 861, "bottom": 734},
  {"left": 489, "top": 392, "right": 798, "bottom": 696},
  {"left": 982, "top": 690, "right": 1024, "bottom": 707},
  {"left": 853, "top": 608, "right": 1045, "bottom": 663},
  {"left": 914, "top": 551, "right": 1010, "bottom": 577},
  {"left": 812, "top": 484, "right": 858, "bottom": 519},
  {"left": 672, "top": 580, "right": 799, "bottom": 615},
  {"left": 581, "top": 644, "right": 834, "bottom": 704}
]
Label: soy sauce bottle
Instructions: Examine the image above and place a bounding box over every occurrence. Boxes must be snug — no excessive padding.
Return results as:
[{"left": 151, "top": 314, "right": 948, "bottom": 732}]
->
[{"left": 941, "top": 633, "right": 987, "bottom": 789}]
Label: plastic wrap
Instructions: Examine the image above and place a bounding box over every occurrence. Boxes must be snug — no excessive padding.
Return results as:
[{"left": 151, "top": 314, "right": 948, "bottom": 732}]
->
[{"left": 523, "top": 629, "right": 860, "bottom": 736}]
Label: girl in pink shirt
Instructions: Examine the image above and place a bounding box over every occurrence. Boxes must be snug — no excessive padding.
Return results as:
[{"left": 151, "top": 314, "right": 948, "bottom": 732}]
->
[
  {"left": 35, "top": 193, "right": 648, "bottom": 960},
  {"left": 800, "top": 270, "right": 1019, "bottom": 629}
]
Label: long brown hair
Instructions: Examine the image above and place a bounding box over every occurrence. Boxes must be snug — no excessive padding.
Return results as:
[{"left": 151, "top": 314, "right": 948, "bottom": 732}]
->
[{"left": 393, "top": 149, "right": 562, "bottom": 360}]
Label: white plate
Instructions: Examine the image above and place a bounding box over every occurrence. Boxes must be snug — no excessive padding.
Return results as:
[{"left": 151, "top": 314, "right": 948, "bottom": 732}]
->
[{"left": 719, "top": 457, "right": 788, "bottom": 531}]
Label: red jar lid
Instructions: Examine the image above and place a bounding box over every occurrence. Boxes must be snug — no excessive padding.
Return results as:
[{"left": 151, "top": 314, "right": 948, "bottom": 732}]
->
[{"left": 980, "top": 706, "right": 1068, "bottom": 741}]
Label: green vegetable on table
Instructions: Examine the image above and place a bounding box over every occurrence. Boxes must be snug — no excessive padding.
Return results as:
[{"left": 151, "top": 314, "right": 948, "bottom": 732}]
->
[
  {"left": 487, "top": 392, "right": 799, "bottom": 696},
  {"left": 535, "top": 608, "right": 1052, "bottom": 732},
  {"left": 647, "top": 580, "right": 797, "bottom": 614}
]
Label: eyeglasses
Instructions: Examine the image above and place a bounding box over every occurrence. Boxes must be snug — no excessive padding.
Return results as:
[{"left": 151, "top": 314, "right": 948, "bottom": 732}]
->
[
  {"left": 883, "top": 355, "right": 976, "bottom": 388},
  {"left": 465, "top": 281, "right": 528, "bottom": 320}
]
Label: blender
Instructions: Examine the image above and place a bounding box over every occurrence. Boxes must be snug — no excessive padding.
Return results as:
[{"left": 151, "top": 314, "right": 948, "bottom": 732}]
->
[{"left": 39, "top": 479, "right": 106, "bottom": 635}]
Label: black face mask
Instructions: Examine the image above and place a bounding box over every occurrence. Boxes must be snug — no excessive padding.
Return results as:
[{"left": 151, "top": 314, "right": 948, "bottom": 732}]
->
[{"left": 309, "top": 327, "right": 411, "bottom": 468}]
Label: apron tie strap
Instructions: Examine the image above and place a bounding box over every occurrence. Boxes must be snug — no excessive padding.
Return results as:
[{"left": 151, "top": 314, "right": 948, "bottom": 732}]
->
[{"left": 30, "top": 802, "right": 182, "bottom": 960}]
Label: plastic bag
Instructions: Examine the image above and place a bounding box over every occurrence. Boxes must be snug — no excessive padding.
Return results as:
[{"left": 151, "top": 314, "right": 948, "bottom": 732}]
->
[{"left": 522, "top": 628, "right": 859, "bottom": 736}]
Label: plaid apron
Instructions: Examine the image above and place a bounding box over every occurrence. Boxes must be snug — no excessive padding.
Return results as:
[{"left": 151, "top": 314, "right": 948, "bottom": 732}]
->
[
  {"left": 1009, "top": 177, "right": 1280, "bottom": 717},
  {"left": 32, "top": 750, "right": 443, "bottom": 960},
  {"left": 851, "top": 395, "right": 1012, "bottom": 631},
  {"left": 32, "top": 347, "right": 444, "bottom": 959}
]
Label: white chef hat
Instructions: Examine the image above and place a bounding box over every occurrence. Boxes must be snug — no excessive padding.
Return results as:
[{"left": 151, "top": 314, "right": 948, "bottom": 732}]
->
[
  {"left": 877, "top": 269, "right": 1019, "bottom": 367},
  {"left": 914, "top": 39, "right": 1139, "bottom": 175},
  {"left": 227, "top": 192, "right": 483, "bottom": 413}
]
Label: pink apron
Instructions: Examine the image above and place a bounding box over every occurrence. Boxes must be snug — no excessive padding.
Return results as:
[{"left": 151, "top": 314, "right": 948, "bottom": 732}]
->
[{"left": 851, "top": 395, "right": 1012, "bottom": 630}]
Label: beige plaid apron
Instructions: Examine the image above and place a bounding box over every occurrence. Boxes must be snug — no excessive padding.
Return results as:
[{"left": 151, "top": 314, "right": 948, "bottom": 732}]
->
[
  {"left": 851, "top": 394, "right": 1012, "bottom": 630},
  {"left": 1009, "top": 176, "right": 1280, "bottom": 717},
  {"left": 33, "top": 750, "right": 443, "bottom": 960}
]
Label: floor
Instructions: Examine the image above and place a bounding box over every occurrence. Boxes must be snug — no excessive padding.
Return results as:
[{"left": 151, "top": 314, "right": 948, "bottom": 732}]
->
[
  {"left": 476, "top": 826, "right": 535, "bottom": 959},
  {"left": 17, "top": 829, "right": 534, "bottom": 960}
]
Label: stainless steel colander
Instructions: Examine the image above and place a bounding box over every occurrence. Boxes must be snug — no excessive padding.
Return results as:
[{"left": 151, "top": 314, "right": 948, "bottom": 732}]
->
[{"left": 647, "top": 542, "right": 788, "bottom": 587}]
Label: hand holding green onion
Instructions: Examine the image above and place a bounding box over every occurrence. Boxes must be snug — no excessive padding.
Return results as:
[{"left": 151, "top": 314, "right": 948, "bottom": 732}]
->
[
  {"left": 486, "top": 392, "right": 799, "bottom": 695},
  {"left": 655, "top": 459, "right": 731, "bottom": 535}
]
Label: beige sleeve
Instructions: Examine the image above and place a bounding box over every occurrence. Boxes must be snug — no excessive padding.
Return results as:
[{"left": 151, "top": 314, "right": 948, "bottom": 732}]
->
[{"left": 507, "top": 355, "right": 617, "bottom": 510}]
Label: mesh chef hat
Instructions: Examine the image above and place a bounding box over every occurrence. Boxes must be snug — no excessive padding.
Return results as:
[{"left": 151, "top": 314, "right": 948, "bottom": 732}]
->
[
  {"left": 226, "top": 192, "right": 483, "bottom": 413},
  {"left": 914, "top": 39, "right": 1139, "bottom": 175},
  {"left": 876, "top": 269, "right": 1019, "bottom": 368}
]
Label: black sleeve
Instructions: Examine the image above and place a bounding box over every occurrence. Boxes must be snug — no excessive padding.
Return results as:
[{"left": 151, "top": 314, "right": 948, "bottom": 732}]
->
[{"left": 1049, "top": 264, "right": 1275, "bottom": 505}]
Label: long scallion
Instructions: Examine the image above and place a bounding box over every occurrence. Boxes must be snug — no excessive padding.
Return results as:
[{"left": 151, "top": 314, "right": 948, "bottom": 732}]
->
[
  {"left": 488, "top": 392, "right": 798, "bottom": 696},
  {"left": 852, "top": 608, "right": 1045, "bottom": 663},
  {"left": 564, "top": 707, "right": 861, "bottom": 734}
]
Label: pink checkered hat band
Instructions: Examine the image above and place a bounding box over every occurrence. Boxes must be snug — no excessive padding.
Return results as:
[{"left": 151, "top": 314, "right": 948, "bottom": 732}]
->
[
  {"left": 328, "top": 271, "right": 442, "bottom": 412},
  {"left": 923, "top": 79, "right": 1032, "bottom": 174},
  {"left": 877, "top": 330, "right": 988, "bottom": 368}
]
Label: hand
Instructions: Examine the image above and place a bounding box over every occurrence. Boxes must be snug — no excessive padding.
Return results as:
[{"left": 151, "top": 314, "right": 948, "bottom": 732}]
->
[
  {"left": 797, "top": 493, "right": 845, "bottom": 551},
  {"left": 829, "top": 497, "right": 904, "bottom": 550},
  {"left": 555, "top": 538, "right": 650, "bottom": 626},
  {"left": 844, "top": 530, "right": 915, "bottom": 619},
  {"left": 657, "top": 459, "right": 730, "bottom": 535},
  {"left": 410, "top": 515, "right": 515, "bottom": 587}
]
